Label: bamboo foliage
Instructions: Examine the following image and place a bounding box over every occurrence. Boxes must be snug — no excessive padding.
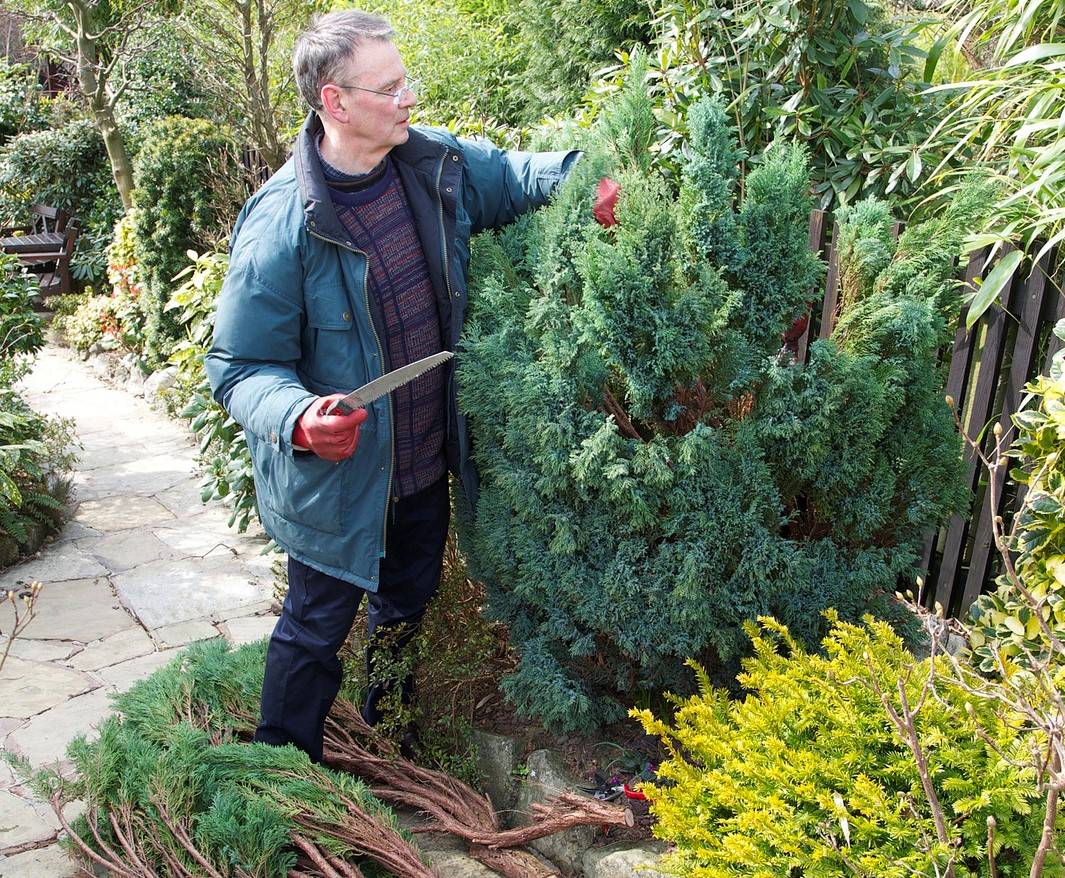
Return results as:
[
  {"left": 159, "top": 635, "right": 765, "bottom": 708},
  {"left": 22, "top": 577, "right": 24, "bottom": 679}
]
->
[{"left": 921, "top": 0, "right": 1065, "bottom": 301}]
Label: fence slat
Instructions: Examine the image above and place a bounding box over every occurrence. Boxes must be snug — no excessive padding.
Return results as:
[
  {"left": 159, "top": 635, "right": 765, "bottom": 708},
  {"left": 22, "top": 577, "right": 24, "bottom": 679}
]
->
[
  {"left": 1043, "top": 262, "right": 1065, "bottom": 372},
  {"left": 1013, "top": 252, "right": 1057, "bottom": 517},
  {"left": 932, "top": 249, "right": 994, "bottom": 613},
  {"left": 817, "top": 222, "right": 842, "bottom": 339},
  {"left": 959, "top": 248, "right": 1049, "bottom": 613},
  {"left": 799, "top": 215, "right": 1061, "bottom": 618}
]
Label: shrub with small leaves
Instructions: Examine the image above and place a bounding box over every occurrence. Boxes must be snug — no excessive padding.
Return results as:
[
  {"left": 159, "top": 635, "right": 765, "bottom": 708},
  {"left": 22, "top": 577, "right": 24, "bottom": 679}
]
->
[
  {"left": 457, "top": 68, "right": 977, "bottom": 732},
  {"left": 131, "top": 116, "right": 247, "bottom": 366},
  {"left": 635, "top": 613, "right": 1059, "bottom": 878},
  {"left": 0, "top": 253, "right": 76, "bottom": 567},
  {"left": 0, "top": 63, "right": 51, "bottom": 146},
  {"left": 56, "top": 294, "right": 110, "bottom": 355},
  {"left": 0, "top": 390, "right": 77, "bottom": 568},
  {"left": 0, "top": 117, "right": 124, "bottom": 290},
  {"left": 0, "top": 252, "right": 45, "bottom": 384}
]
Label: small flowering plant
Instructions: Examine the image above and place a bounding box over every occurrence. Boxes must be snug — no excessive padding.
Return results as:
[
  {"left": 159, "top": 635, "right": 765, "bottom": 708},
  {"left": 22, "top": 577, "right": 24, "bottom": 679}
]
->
[{"left": 101, "top": 213, "right": 148, "bottom": 360}]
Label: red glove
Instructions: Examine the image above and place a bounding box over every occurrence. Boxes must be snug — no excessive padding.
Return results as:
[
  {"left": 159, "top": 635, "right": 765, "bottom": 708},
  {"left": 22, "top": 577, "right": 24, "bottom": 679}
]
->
[
  {"left": 594, "top": 178, "right": 622, "bottom": 227},
  {"left": 781, "top": 313, "right": 809, "bottom": 345},
  {"left": 781, "top": 301, "right": 814, "bottom": 352},
  {"left": 291, "top": 394, "right": 369, "bottom": 461}
]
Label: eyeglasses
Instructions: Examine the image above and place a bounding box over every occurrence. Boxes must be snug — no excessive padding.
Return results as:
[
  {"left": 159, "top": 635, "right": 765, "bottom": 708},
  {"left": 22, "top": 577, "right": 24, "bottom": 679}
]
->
[{"left": 332, "top": 77, "right": 420, "bottom": 106}]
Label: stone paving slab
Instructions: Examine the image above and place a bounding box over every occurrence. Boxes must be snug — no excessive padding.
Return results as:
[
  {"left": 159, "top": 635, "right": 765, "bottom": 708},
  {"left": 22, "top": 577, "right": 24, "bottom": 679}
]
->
[
  {"left": 89, "top": 529, "right": 180, "bottom": 572},
  {"left": 223, "top": 615, "right": 278, "bottom": 647},
  {"left": 94, "top": 648, "right": 181, "bottom": 690},
  {"left": 113, "top": 558, "right": 270, "bottom": 629},
  {"left": 0, "top": 549, "right": 108, "bottom": 591},
  {"left": 145, "top": 618, "right": 221, "bottom": 650},
  {"left": 2, "top": 346, "right": 278, "bottom": 874},
  {"left": 49, "top": 522, "right": 99, "bottom": 545},
  {"left": 73, "top": 495, "right": 175, "bottom": 532},
  {"left": 0, "top": 843, "right": 80, "bottom": 878},
  {"left": 0, "top": 658, "right": 95, "bottom": 719},
  {"left": 154, "top": 479, "right": 222, "bottom": 519},
  {"left": 69, "top": 455, "right": 197, "bottom": 501},
  {"left": 0, "top": 790, "right": 61, "bottom": 848},
  {"left": 152, "top": 521, "right": 252, "bottom": 558},
  {"left": 4, "top": 640, "right": 77, "bottom": 664},
  {"left": 9, "top": 579, "right": 135, "bottom": 643},
  {"left": 65, "top": 627, "right": 157, "bottom": 672},
  {"left": 6, "top": 686, "right": 114, "bottom": 768}
]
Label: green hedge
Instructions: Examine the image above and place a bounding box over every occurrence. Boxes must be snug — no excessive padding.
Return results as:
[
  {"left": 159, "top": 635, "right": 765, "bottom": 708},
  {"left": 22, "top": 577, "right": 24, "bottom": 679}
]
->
[{"left": 130, "top": 116, "right": 247, "bottom": 366}]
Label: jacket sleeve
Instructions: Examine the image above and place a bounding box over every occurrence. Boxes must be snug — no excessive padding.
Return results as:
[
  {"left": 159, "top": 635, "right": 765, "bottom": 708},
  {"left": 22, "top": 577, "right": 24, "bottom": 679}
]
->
[
  {"left": 459, "top": 139, "right": 580, "bottom": 234},
  {"left": 204, "top": 198, "right": 317, "bottom": 458}
]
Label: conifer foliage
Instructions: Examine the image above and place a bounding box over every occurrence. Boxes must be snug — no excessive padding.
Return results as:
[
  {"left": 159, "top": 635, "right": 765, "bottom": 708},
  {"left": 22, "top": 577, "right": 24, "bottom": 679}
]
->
[
  {"left": 26, "top": 639, "right": 633, "bottom": 878},
  {"left": 457, "top": 71, "right": 982, "bottom": 732}
]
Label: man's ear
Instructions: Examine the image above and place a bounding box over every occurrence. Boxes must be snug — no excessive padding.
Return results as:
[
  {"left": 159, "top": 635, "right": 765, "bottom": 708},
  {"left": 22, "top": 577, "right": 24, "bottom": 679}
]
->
[{"left": 320, "top": 84, "right": 350, "bottom": 123}]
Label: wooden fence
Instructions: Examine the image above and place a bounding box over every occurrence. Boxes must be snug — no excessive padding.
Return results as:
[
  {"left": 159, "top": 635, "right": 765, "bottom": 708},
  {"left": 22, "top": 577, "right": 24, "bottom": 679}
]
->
[{"left": 796, "top": 209, "right": 1063, "bottom": 621}]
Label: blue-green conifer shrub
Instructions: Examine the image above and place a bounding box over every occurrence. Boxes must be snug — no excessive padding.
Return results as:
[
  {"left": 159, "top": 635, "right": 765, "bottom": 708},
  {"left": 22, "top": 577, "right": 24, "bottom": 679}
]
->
[{"left": 456, "top": 73, "right": 982, "bottom": 732}]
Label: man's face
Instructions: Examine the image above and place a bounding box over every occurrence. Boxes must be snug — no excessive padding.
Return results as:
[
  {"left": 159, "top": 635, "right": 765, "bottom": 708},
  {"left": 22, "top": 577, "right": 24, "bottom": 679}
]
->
[{"left": 333, "top": 40, "right": 417, "bottom": 159}]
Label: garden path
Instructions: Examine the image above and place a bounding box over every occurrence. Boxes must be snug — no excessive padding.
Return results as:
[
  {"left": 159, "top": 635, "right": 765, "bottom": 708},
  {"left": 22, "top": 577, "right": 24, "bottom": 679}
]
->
[{"left": 0, "top": 342, "right": 278, "bottom": 878}]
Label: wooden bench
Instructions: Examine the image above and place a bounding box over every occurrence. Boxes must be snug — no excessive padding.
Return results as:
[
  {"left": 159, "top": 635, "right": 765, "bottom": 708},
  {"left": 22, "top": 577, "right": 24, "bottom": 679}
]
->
[
  {"left": 19, "top": 218, "right": 81, "bottom": 299},
  {"left": 1, "top": 205, "right": 69, "bottom": 262},
  {"left": 0, "top": 204, "right": 68, "bottom": 237}
]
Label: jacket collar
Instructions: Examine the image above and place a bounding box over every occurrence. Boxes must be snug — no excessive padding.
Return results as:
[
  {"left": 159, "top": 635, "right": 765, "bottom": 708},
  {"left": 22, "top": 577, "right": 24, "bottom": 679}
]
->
[{"left": 294, "top": 112, "right": 457, "bottom": 243}]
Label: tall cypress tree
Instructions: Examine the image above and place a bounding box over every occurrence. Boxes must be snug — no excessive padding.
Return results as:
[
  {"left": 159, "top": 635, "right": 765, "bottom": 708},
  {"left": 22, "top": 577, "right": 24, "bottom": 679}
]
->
[{"left": 457, "top": 72, "right": 984, "bottom": 732}]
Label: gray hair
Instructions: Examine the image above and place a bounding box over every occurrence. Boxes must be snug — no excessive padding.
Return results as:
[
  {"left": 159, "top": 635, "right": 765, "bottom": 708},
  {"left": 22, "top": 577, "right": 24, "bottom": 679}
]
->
[{"left": 293, "top": 10, "right": 395, "bottom": 111}]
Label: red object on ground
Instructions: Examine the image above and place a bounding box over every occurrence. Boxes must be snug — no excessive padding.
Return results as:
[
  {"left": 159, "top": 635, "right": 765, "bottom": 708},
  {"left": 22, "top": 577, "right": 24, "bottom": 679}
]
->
[
  {"left": 623, "top": 783, "right": 647, "bottom": 801},
  {"left": 594, "top": 177, "right": 622, "bottom": 227}
]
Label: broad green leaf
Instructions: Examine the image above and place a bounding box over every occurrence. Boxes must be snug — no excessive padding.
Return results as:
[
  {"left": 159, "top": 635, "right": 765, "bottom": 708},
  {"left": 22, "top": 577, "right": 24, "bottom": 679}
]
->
[
  {"left": 966, "top": 250, "right": 1023, "bottom": 330},
  {"left": 905, "top": 150, "right": 922, "bottom": 183},
  {"left": 923, "top": 35, "right": 948, "bottom": 82},
  {"left": 1005, "top": 43, "right": 1065, "bottom": 68}
]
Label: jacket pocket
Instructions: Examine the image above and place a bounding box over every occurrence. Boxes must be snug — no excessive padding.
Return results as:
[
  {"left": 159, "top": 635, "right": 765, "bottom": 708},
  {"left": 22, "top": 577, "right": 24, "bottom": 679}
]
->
[
  {"left": 259, "top": 451, "right": 344, "bottom": 535},
  {"left": 301, "top": 282, "right": 357, "bottom": 389}
]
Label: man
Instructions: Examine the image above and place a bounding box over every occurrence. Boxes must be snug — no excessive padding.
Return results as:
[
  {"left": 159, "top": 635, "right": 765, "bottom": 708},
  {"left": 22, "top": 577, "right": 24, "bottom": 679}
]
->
[{"left": 206, "top": 9, "right": 578, "bottom": 762}]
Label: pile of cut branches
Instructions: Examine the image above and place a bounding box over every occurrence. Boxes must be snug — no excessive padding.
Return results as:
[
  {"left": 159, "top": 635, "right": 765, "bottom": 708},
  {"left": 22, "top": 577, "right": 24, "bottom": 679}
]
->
[{"left": 24, "top": 639, "right": 631, "bottom": 878}]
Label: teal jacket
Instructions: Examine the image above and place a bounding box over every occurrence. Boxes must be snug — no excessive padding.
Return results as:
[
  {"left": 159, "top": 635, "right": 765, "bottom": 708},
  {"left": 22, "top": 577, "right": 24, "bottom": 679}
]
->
[{"left": 206, "top": 113, "right": 577, "bottom": 590}]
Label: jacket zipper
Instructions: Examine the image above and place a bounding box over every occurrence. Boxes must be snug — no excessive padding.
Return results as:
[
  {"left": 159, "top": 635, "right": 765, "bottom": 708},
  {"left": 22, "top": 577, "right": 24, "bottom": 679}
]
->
[
  {"left": 309, "top": 229, "right": 395, "bottom": 572},
  {"left": 434, "top": 149, "right": 459, "bottom": 457},
  {"left": 434, "top": 150, "right": 456, "bottom": 303}
]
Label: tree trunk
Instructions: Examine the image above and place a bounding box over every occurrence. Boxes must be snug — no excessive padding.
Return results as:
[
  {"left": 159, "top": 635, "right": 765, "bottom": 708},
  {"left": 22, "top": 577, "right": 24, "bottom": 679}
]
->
[
  {"left": 69, "top": 0, "right": 135, "bottom": 210},
  {"left": 243, "top": 0, "right": 286, "bottom": 173},
  {"left": 93, "top": 105, "right": 135, "bottom": 211}
]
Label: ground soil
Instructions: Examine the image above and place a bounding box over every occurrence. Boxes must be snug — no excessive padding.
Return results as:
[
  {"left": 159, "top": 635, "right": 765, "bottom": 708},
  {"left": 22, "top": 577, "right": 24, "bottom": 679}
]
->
[{"left": 468, "top": 676, "right": 660, "bottom": 844}]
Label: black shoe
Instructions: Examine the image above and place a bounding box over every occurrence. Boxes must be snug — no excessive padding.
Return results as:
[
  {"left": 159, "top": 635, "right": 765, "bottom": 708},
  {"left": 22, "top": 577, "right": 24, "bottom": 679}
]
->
[{"left": 399, "top": 725, "right": 420, "bottom": 761}]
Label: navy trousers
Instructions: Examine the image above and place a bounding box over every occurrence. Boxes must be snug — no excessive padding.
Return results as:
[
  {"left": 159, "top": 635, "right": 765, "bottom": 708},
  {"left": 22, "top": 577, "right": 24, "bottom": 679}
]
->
[{"left": 254, "top": 475, "right": 450, "bottom": 762}]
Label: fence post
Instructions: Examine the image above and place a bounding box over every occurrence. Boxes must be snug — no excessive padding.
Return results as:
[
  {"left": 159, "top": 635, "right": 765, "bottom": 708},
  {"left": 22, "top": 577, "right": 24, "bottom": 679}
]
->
[
  {"left": 797, "top": 209, "right": 829, "bottom": 362},
  {"left": 929, "top": 250, "right": 986, "bottom": 612}
]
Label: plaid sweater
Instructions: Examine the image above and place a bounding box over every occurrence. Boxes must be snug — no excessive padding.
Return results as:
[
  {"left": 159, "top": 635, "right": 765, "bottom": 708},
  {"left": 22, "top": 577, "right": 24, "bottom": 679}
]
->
[{"left": 323, "top": 154, "right": 446, "bottom": 498}]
